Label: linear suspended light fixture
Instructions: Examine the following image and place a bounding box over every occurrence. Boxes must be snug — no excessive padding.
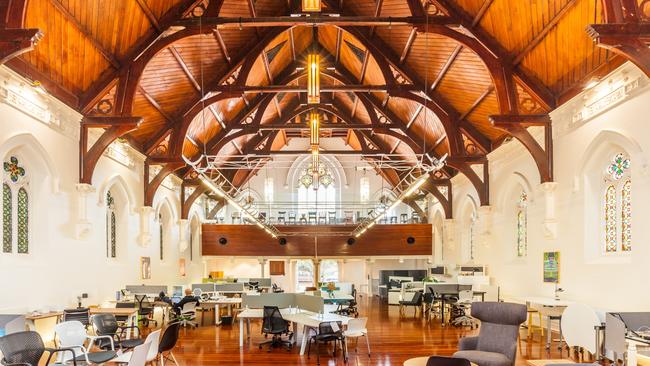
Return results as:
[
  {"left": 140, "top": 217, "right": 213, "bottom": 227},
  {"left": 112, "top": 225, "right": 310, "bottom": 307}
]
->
[
  {"left": 307, "top": 54, "right": 320, "bottom": 104},
  {"left": 310, "top": 111, "right": 320, "bottom": 145},
  {"left": 302, "top": 0, "right": 322, "bottom": 12}
]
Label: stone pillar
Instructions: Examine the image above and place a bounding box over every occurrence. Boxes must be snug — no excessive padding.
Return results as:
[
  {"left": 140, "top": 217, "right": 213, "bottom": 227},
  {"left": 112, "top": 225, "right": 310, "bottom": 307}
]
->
[
  {"left": 137, "top": 206, "right": 153, "bottom": 246},
  {"left": 313, "top": 259, "right": 321, "bottom": 287},
  {"left": 258, "top": 258, "right": 267, "bottom": 277},
  {"left": 540, "top": 182, "right": 559, "bottom": 240},
  {"left": 178, "top": 219, "right": 189, "bottom": 252},
  {"left": 75, "top": 183, "right": 95, "bottom": 240}
]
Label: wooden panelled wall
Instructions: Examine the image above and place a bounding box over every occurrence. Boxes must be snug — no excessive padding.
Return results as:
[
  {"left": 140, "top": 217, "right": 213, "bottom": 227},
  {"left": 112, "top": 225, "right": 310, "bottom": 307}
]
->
[{"left": 202, "top": 224, "right": 433, "bottom": 257}]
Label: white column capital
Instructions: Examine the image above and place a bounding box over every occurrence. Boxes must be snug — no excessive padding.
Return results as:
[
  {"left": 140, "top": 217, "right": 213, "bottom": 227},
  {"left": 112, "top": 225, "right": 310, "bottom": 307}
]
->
[
  {"left": 74, "top": 183, "right": 95, "bottom": 240},
  {"left": 539, "top": 181, "right": 559, "bottom": 193},
  {"left": 137, "top": 206, "right": 154, "bottom": 246}
]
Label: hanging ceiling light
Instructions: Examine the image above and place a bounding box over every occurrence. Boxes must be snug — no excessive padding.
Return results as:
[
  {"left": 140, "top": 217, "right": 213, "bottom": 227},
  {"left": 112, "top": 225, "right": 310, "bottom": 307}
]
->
[
  {"left": 307, "top": 54, "right": 320, "bottom": 104},
  {"left": 310, "top": 111, "right": 320, "bottom": 146},
  {"left": 302, "top": 0, "right": 321, "bottom": 12}
]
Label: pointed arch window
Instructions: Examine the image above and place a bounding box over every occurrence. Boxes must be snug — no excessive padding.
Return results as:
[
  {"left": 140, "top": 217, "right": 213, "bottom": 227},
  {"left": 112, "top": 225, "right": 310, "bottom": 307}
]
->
[
  {"left": 159, "top": 213, "right": 164, "bottom": 261},
  {"left": 3, "top": 156, "right": 29, "bottom": 254},
  {"left": 106, "top": 190, "right": 116, "bottom": 258},
  {"left": 516, "top": 191, "right": 528, "bottom": 257},
  {"left": 603, "top": 153, "right": 632, "bottom": 253}
]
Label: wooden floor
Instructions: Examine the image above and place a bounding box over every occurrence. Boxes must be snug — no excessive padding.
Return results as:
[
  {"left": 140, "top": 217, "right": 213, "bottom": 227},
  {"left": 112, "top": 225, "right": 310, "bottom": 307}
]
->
[{"left": 168, "top": 296, "right": 573, "bottom": 366}]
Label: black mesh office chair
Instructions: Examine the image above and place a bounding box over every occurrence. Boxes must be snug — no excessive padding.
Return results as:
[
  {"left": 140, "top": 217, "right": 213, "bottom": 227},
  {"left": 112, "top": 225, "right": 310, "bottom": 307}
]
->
[
  {"left": 426, "top": 356, "right": 472, "bottom": 366},
  {"left": 307, "top": 321, "right": 347, "bottom": 365},
  {"left": 0, "top": 331, "right": 77, "bottom": 366},
  {"left": 62, "top": 308, "right": 90, "bottom": 328},
  {"left": 248, "top": 281, "right": 260, "bottom": 292},
  {"left": 91, "top": 313, "right": 143, "bottom": 350},
  {"left": 335, "top": 289, "right": 359, "bottom": 317},
  {"left": 135, "top": 295, "right": 157, "bottom": 327},
  {"left": 272, "top": 283, "right": 284, "bottom": 293},
  {"left": 158, "top": 322, "right": 181, "bottom": 366},
  {"left": 399, "top": 291, "right": 424, "bottom": 316},
  {"left": 258, "top": 306, "right": 293, "bottom": 352}
]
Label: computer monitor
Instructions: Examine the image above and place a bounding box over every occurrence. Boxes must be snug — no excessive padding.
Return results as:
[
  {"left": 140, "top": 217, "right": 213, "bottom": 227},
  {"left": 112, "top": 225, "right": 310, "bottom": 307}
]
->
[
  {"left": 430, "top": 266, "right": 446, "bottom": 275},
  {"left": 172, "top": 286, "right": 183, "bottom": 297}
]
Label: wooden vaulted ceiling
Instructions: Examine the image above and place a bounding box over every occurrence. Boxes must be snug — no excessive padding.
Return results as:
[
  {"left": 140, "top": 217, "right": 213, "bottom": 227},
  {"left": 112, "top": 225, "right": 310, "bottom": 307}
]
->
[{"left": 6, "top": 0, "right": 630, "bottom": 205}]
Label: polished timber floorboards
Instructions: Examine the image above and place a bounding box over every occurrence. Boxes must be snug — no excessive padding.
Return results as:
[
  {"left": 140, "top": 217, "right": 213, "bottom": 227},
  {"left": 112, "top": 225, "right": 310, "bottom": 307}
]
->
[{"left": 170, "top": 296, "right": 573, "bottom": 366}]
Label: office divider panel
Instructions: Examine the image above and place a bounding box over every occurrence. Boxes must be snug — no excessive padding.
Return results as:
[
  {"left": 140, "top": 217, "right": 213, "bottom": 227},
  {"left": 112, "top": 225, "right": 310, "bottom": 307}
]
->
[
  {"left": 215, "top": 283, "right": 245, "bottom": 292},
  {"left": 125, "top": 285, "right": 168, "bottom": 295},
  {"left": 0, "top": 315, "right": 25, "bottom": 335},
  {"left": 192, "top": 283, "right": 216, "bottom": 292},
  {"left": 242, "top": 293, "right": 295, "bottom": 309},
  {"left": 295, "top": 294, "right": 325, "bottom": 313}
]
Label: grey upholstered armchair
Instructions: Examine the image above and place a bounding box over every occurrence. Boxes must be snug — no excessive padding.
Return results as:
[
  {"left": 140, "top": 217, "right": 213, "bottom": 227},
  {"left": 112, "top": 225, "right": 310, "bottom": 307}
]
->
[{"left": 452, "top": 302, "right": 527, "bottom": 366}]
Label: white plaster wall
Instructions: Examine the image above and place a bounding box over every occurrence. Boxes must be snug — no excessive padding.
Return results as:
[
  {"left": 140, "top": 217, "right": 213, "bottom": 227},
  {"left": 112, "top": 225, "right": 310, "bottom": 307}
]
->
[
  {"left": 437, "top": 63, "right": 650, "bottom": 311},
  {"left": 0, "top": 68, "right": 204, "bottom": 312}
]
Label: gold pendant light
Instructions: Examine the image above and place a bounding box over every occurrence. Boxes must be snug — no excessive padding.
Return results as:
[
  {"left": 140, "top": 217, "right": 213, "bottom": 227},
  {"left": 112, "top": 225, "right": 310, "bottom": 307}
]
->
[
  {"left": 302, "top": 0, "right": 321, "bottom": 12},
  {"left": 307, "top": 53, "right": 320, "bottom": 104}
]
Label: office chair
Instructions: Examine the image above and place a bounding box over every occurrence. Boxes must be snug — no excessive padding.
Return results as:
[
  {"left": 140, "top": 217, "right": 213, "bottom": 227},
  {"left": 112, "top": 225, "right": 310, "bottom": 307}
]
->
[
  {"left": 451, "top": 290, "right": 477, "bottom": 328},
  {"left": 308, "top": 211, "right": 317, "bottom": 224},
  {"left": 328, "top": 211, "right": 336, "bottom": 224},
  {"left": 54, "top": 320, "right": 117, "bottom": 364},
  {"left": 259, "top": 306, "right": 293, "bottom": 352},
  {"left": 178, "top": 302, "right": 198, "bottom": 328},
  {"left": 91, "top": 313, "right": 143, "bottom": 350},
  {"left": 277, "top": 211, "right": 286, "bottom": 224},
  {"left": 335, "top": 288, "right": 359, "bottom": 317},
  {"left": 62, "top": 308, "right": 90, "bottom": 328},
  {"left": 399, "top": 291, "right": 424, "bottom": 316},
  {"left": 307, "top": 321, "right": 347, "bottom": 365},
  {"left": 135, "top": 295, "right": 157, "bottom": 327},
  {"left": 0, "top": 330, "right": 78, "bottom": 366},
  {"left": 343, "top": 317, "right": 370, "bottom": 356},
  {"left": 272, "top": 283, "right": 284, "bottom": 293},
  {"left": 157, "top": 322, "right": 181, "bottom": 366},
  {"left": 124, "top": 341, "right": 151, "bottom": 366},
  {"left": 248, "top": 281, "right": 260, "bottom": 292},
  {"left": 426, "top": 356, "right": 472, "bottom": 366},
  {"left": 115, "top": 301, "right": 136, "bottom": 323},
  {"left": 288, "top": 211, "right": 296, "bottom": 224}
]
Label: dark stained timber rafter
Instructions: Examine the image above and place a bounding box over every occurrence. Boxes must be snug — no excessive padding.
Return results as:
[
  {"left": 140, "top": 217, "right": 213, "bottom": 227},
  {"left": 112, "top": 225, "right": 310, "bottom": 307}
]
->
[{"left": 0, "top": 0, "right": 42, "bottom": 65}]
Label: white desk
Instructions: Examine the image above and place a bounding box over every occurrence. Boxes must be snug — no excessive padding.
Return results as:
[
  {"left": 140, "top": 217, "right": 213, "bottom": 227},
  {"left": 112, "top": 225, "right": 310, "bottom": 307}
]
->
[
  {"left": 204, "top": 298, "right": 241, "bottom": 325},
  {"left": 237, "top": 308, "right": 352, "bottom": 355},
  {"left": 525, "top": 297, "right": 573, "bottom": 349}
]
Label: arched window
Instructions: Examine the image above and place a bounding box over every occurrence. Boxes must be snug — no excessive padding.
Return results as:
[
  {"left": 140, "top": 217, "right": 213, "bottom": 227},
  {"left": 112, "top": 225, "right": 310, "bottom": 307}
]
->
[
  {"left": 2, "top": 156, "right": 29, "bottom": 254},
  {"left": 297, "top": 161, "right": 336, "bottom": 214},
  {"left": 319, "top": 259, "right": 339, "bottom": 283},
  {"left": 159, "top": 213, "right": 164, "bottom": 261},
  {"left": 516, "top": 191, "right": 528, "bottom": 257},
  {"left": 603, "top": 153, "right": 631, "bottom": 253},
  {"left": 295, "top": 259, "right": 314, "bottom": 292},
  {"left": 106, "top": 190, "right": 116, "bottom": 258},
  {"left": 469, "top": 210, "right": 477, "bottom": 261}
]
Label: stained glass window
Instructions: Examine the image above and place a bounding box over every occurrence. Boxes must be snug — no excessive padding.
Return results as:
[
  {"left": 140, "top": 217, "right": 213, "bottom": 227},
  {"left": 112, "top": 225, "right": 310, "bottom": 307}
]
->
[
  {"left": 621, "top": 179, "right": 631, "bottom": 251},
  {"left": 605, "top": 184, "right": 617, "bottom": 252},
  {"left": 297, "top": 162, "right": 334, "bottom": 189},
  {"left": 16, "top": 188, "right": 28, "bottom": 254},
  {"left": 2, "top": 183, "right": 11, "bottom": 253},
  {"left": 603, "top": 153, "right": 632, "bottom": 254},
  {"left": 159, "top": 214, "right": 164, "bottom": 261},
  {"left": 516, "top": 191, "right": 528, "bottom": 257},
  {"left": 106, "top": 191, "right": 116, "bottom": 258}
]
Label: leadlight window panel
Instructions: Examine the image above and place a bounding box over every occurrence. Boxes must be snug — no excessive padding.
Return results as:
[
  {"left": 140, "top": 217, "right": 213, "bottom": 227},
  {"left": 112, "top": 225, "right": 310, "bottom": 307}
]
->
[
  {"left": 603, "top": 152, "right": 631, "bottom": 254},
  {"left": 516, "top": 191, "right": 528, "bottom": 257},
  {"left": 2, "top": 183, "right": 11, "bottom": 253},
  {"left": 469, "top": 211, "right": 477, "bottom": 261},
  {"left": 320, "top": 259, "right": 339, "bottom": 283},
  {"left": 159, "top": 214, "right": 164, "bottom": 261},
  {"left": 16, "top": 187, "right": 28, "bottom": 254},
  {"left": 621, "top": 179, "right": 631, "bottom": 251},
  {"left": 106, "top": 190, "right": 116, "bottom": 258}
]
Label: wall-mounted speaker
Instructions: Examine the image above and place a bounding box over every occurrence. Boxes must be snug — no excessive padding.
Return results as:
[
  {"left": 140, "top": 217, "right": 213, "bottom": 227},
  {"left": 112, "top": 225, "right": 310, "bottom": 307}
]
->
[
  {"left": 406, "top": 236, "right": 415, "bottom": 245},
  {"left": 279, "top": 238, "right": 287, "bottom": 246},
  {"left": 346, "top": 237, "right": 355, "bottom": 245},
  {"left": 219, "top": 237, "right": 227, "bottom": 245}
]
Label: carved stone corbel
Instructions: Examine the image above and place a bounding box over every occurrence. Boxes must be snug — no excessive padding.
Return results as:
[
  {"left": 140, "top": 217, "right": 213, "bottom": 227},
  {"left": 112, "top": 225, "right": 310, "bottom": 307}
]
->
[{"left": 75, "top": 183, "right": 95, "bottom": 240}]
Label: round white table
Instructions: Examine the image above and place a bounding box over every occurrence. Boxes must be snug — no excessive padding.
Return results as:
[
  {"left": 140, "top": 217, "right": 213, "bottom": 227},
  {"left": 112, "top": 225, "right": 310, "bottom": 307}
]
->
[{"left": 403, "top": 357, "right": 478, "bottom": 366}]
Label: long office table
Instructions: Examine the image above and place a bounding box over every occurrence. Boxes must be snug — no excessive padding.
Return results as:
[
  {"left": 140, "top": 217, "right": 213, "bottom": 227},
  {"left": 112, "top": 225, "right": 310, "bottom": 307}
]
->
[
  {"left": 237, "top": 308, "right": 352, "bottom": 355},
  {"left": 200, "top": 298, "right": 242, "bottom": 325}
]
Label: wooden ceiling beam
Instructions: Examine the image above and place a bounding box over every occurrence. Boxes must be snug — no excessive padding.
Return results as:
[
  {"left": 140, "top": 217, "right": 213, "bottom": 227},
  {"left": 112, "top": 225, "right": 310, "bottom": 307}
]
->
[
  {"left": 174, "top": 15, "right": 459, "bottom": 28},
  {"left": 138, "top": 85, "right": 175, "bottom": 124},
  {"left": 459, "top": 85, "right": 493, "bottom": 121},
  {"left": 513, "top": 0, "right": 578, "bottom": 65},
  {"left": 489, "top": 114, "right": 551, "bottom": 126},
  {"left": 213, "top": 29, "right": 232, "bottom": 65},
  {"left": 135, "top": 0, "right": 162, "bottom": 32},
  {"left": 587, "top": 22, "right": 650, "bottom": 77},
  {"left": 169, "top": 46, "right": 201, "bottom": 92},
  {"left": 207, "top": 84, "right": 421, "bottom": 93},
  {"left": 430, "top": 45, "right": 462, "bottom": 91},
  {"left": 48, "top": 0, "right": 120, "bottom": 69},
  {"left": 400, "top": 28, "right": 417, "bottom": 64}
]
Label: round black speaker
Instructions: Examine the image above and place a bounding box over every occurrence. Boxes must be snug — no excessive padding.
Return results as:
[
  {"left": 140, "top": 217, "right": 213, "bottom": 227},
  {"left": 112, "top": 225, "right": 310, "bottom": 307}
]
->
[
  {"left": 218, "top": 237, "right": 227, "bottom": 245},
  {"left": 279, "top": 238, "right": 287, "bottom": 246},
  {"left": 406, "top": 236, "right": 415, "bottom": 245},
  {"left": 347, "top": 237, "right": 355, "bottom": 245}
]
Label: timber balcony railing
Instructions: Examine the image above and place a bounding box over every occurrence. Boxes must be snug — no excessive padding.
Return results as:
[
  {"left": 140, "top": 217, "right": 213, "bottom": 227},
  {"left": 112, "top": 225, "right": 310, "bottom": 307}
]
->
[{"left": 207, "top": 201, "right": 425, "bottom": 225}]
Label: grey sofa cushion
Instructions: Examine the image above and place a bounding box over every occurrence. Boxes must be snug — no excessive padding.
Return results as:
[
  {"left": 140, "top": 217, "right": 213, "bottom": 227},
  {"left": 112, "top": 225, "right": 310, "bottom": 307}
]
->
[
  {"left": 475, "top": 323, "right": 519, "bottom": 356},
  {"left": 453, "top": 350, "right": 511, "bottom": 366}
]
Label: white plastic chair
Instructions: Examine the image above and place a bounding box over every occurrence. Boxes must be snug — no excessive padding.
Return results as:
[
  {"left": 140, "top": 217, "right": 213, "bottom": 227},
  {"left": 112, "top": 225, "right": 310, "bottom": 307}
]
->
[
  {"left": 126, "top": 341, "right": 151, "bottom": 366},
  {"left": 143, "top": 329, "right": 161, "bottom": 364},
  {"left": 343, "top": 317, "right": 370, "bottom": 356},
  {"left": 179, "top": 302, "right": 198, "bottom": 328},
  {"left": 54, "top": 320, "right": 116, "bottom": 364}
]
